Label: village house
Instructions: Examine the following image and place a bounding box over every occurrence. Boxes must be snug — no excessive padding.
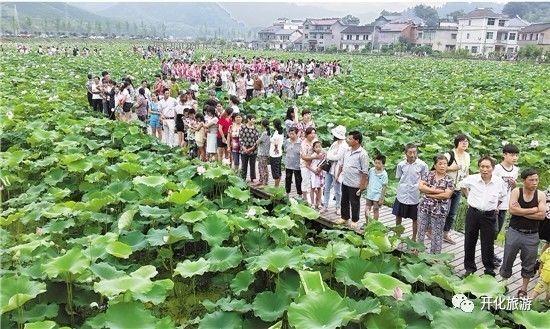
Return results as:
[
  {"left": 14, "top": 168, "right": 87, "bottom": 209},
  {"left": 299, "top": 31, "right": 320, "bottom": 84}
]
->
[
  {"left": 518, "top": 22, "right": 550, "bottom": 52},
  {"left": 256, "top": 18, "right": 304, "bottom": 50},
  {"left": 340, "top": 25, "right": 380, "bottom": 52},
  {"left": 377, "top": 21, "right": 417, "bottom": 48},
  {"left": 416, "top": 20, "right": 458, "bottom": 52},
  {"left": 302, "top": 18, "right": 347, "bottom": 51},
  {"left": 456, "top": 8, "right": 528, "bottom": 56}
]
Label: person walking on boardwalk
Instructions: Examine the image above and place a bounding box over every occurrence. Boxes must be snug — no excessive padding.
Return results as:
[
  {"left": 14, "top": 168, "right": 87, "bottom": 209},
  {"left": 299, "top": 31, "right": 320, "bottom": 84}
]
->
[
  {"left": 321, "top": 125, "right": 348, "bottom": 214},
  {"left": 392, "top": 143, "right": 429, "bottom": 241},
  {"left": 500, "top": 168, "right": 546, "bottom": 297},
  {"left": 460, "top": 156, "right": 507, "bottom": 277}
]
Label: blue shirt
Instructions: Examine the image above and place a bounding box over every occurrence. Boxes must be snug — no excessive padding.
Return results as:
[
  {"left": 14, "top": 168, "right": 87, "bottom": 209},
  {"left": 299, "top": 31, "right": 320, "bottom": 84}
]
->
[
  {"left": 366, "top": 168, "right": 388, "bottom": 201},
  {"left": 395, "top": 158, "right": 429, "bottom": 205}
]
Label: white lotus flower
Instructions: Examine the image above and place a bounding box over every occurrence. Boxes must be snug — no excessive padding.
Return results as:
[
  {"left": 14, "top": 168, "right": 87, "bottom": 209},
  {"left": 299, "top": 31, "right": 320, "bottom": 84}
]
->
[
  {"left": 196, "top": 166, "right": 206, "bottom": 175},
  {"left": 90, "top": 302, "right": 99, "bottom": 309},
  {"left": 395, "top": 109, "right": 402, "bottom": 114},
  {"left": 84, "top": 127, "right": 92, "bottom": 132},
  {"left": 327, "top": 123, "right": 334, "bottom": 128},
  {"left": 168, "top": 190, "right": 173, "bottom": 195},
  {"left": 501, "top": 140, "right": 509, "bottom": 146},
  {"left": 162, "top": 236, "right": 169, "bottom": 243},
  {"left": 6, "top": 111, "right": 14, "bottom": 120},
  {"left": 339, "top": 91, "right": 344, "bottom": 96},
  {"left": 374, "top": 113, "right": 381, "bottom": 118},
  {"left": 382, "top": 110, "right": 388, "bottom": 115},
  {"left": 530, "top": 140, "right": 539, "bottom": 148},
  {"left": 401, "top": 118, "right": 408, "bottom": 122},
  {"left": 40, "top": 80, "right": 46, "bottom": 84},
  {"left": 246, "top": 208, "right": 256, "bottom": 218}
]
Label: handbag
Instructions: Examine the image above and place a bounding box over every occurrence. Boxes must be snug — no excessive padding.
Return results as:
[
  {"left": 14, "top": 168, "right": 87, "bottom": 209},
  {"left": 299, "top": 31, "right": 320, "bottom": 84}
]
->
[{"left": 320, "top": 159, "right": 333, "bottom": 172}]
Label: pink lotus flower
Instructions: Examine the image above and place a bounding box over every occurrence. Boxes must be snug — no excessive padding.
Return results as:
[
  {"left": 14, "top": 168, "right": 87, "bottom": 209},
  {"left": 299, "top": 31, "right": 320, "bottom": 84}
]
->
[
  {"left": 393, "top": 286, "right": 404, "bottom": 301},
  {"left": 196, "top": 166, "right": 206, "bottom": 175}
]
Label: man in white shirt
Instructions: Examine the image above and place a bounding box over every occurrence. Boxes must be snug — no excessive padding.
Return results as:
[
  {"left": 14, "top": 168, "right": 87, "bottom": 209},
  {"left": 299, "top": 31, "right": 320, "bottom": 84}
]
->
[
  {"left": 460, "top": 156, "right": 507, "bottom": 277},
  {"left": 158, "top": 89, "right": 177, "bottom": 147},
  {"left": 493, "top": 143, "right": 520, "bottom": 266}
]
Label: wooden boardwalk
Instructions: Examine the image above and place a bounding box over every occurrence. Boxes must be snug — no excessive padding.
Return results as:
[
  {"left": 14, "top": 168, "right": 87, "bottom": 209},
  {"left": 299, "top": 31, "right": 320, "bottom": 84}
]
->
[{"left": 248, "top": 170, "right": 537, "bottom": 296}]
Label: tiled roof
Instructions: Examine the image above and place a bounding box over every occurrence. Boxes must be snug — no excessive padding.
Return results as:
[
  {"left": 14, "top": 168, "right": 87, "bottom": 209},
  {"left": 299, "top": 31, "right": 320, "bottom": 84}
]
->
[
  {"left": 380, "top": 23, "right": 412, "bottom": 32},
  {"left": 258, "top": 26, "right": 280, "bottom": 34},
  {"left": 461, "top": 8, "right": 506, "bottom": 19},
  {"left": 520, "top": 22, "right": 550, "bottom": 33},
  {"left": 342, "top": 25, "right": 376, "bottom": 34},
  {"left": 306, "top": 18, "right": 341, "bottom": 26},
  {"left": 275, "top": 29, "right": 301, "bottom": 35}
]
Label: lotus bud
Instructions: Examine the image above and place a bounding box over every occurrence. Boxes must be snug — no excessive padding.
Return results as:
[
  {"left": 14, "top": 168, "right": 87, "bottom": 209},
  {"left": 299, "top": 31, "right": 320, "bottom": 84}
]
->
[
  {"left": 382, "top": 111, "right": 387, "bottom": 115},
  {"left": 501, "top": 140, "right": 509, "bottom": 146},
  {"left": 197, "top": 166, "right": 206, "bottom": 175},
  {"left": 530, "top": 140, "right": 539, "bottom": 148},
  {"left": 246, "top": 208, "right": 256, "bottom": 218},
  {"left": 168, "top": 190, "right": 173, "bottom": 195},
  {"left": 84, "top": 127, "right": 92, "bottom": 132},
  {"left": 6, "top": 111, "right": 14, "bottom": 120},
  {"left": 393, "top": 286, "right": 404, "bottom": 301},
  {"left": 374, "top": 113, "right": 381, "bottom": 118}
]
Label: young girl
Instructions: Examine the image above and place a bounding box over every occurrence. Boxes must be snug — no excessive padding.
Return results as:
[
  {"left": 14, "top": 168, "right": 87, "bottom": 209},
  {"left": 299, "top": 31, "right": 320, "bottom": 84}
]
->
[
  {"left": 256, "top": 119, "right": 271, "bottom": 187},
  {"left": 148, "top": 93, "right": 162, "bottom": 140},
  {"left": 309, "top": 141, "right": 326, "bottom": 209},
  {"left": 192, "top": 113, "right": 207, "bottom": 161},
  {"left": 227, "top": 113, "right": 243, "bottom": 171}
]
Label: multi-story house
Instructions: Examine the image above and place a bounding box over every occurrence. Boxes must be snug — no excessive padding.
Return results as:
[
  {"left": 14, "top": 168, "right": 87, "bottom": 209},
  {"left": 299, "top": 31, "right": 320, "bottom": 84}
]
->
[
  {"left": 416, "top": 21, "right": 458, "bottom": 52},
  {"left": 456, "top": 8, "right": 527, "bottom": 55},
  {"left": 257, "top": 18, "right": 304, "bottom": 50},
  {"left": 378, "top": 22, "right": 417, "bottom": 47},
  {"left": 518, "top": 23, "right": 550, "bottom": 52},
  {"left": 302, "top": 18, "right": 347, "bottom": 51},
  {"left": 340, "top": 25, "right": 380, "bottom": 51}
]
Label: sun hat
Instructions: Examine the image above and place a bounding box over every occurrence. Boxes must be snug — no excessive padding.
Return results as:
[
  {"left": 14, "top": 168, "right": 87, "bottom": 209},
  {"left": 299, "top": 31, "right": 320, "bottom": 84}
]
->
[{"left": 331, "top": 125, "right": 347, "bottom": 140}]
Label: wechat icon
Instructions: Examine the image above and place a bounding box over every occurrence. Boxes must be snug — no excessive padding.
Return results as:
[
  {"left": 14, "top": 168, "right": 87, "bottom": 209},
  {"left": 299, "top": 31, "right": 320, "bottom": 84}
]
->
[{"left": 452, "top": 293, "right": 474, "bottom": 313}]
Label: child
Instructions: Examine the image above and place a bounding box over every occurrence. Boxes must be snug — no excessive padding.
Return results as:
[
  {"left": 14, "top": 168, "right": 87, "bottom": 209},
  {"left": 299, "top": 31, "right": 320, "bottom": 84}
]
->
[
  {"left": 309, "top": 141, "right": 326, "bottom": 209},
  {"left": 531, "top": 247, "right": 550, "bottom": 301},
  {"left": 192, "top": 113, "right": 206, "bottom": 161},
  {"left": 364, "top": 154, "right": 389, "bottom": 223}
]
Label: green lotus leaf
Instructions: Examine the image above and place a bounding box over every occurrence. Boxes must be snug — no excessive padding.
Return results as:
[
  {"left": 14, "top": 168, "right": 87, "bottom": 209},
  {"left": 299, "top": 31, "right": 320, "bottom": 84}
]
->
[
  {"left": 430, "top": 274, "right": 459, "bottom": 293},
  {"left": 174, "top": 258, "right": 210, "bottom": 278},
  {"left": 104, "top": 301, "right": 157, "bottom": 329},
  {"left": 119, "top": 231, "right": 148, "bottom": 252},
  {"left": 194, "top": 216, "right": 231, "bottom": 246},
  {"left": 275, "top": 270, "right": 301, "bottom": 299},
  {"left": 89, "top": 262, "right": 126, "bottom": 280},
  {"left": 407, "top": 291, "right": 446, "bottom": 321},
  {"left": 167, "top": 188, "right": 198, "bottom": 205},
  {"left": 23, "top": 320, "right": 56, "bottom": 329},
  {"left": 65, "top": 158, "right": 94, "bottom": 172},
  {"left": 105, "top": 241, "right": 133, "bottom": 259},
  {"left": 252, "top": 291, "right": 289, "bottom": 322},
  {"left": 299, "top": 270, "right": 327, "bottom": 294},
  {"left": 93, "top": 265, "right": 157, "bottom": 298},
  {"left": 457, "top": 274, "right": 505, "bottom": 298},
  {"left": 400, "top": 262, "right": 433, "bottom": 284},
  {"left": 118, "top": 162, "right": 141, "bottom": 174},
  {"left": 203, "top": 166, "right": 232, "bottom": 179},
  {"left": 334, "top": 257, "right": 369, "bottom": 288},
  {"left": 165, "top": 225, "right": 193, "bottom": 244},
  {"left": 199, "top": 311, "right": 242, "bottom": 329},
  {"left": 206, "top": 246, "right": 242, "bottom": 272},
  {"left": 133, "top": 279, "right": 174, "bottom": 305},
  {"left": 224, "top": 186, "right": 250, "bottom": 202},
  {"left": 146, "top": 228, "right": 169, "bottom": 247},
  {"left": 132, "top": 175, "right": 168, "bottom": 187},
  {"left": 431, "top": 308, "right": 496, "bottom": 329},
  {"left": 363, "top": 254, "right": 399, "bottom": 275},
  {"left": 289, "top": 198, "right": 319, "bottom": 220},
  {"left": 287, "top": 290, "right": 354, "bottom": 329},
  {"left": 17, "top": 303, "right": 58, "bottom": 324},
  {"left": 230, "top": 270, "right": 255, "bottom": 295},
  {"left": 117, "top": 209, "right": 137, "bottom": 231},
  {"left": 248, "top": 248, "right": 302, "bottom": 274},
  {"left": 343, "top": 297, "right": 381, "bottom": 319},
  {"left": 262, "top": 215, "right": 296, "bottom": 230},
  {"left": 512, "top": 310, "right": 550, "bottom": 329},
  {"left": 0, "top": 276, "right": 47, "bottom": 314},
  {"left": 179, "top": 210, "right": 208, "bottom": 224},
  {"left": 364, "top": 306, "right": 406, "bottom": 329},
  {"left": 139, "top": 205, "right": 170, "bottom": 218},
  {"left": 203, "top": 297, "right": 251, "bottom": 313},
  {"left": 361, "top": 273, "right": 411, "bottom": 297},
  {"left": 43, "top": 247, "right": 90, "bottom": 278}
]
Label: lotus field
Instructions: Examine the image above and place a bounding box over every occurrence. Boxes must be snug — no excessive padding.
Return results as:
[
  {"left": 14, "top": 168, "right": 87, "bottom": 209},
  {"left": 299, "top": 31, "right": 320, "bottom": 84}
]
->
[{"left": 1, "top": 44, "right": 549, "bottom": 328}]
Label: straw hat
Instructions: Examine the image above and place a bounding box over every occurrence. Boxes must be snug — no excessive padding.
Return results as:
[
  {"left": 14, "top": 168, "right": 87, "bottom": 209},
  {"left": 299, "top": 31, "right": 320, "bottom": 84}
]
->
[{"left": 331, "top": 125, "right": 347, "bottom": 140}]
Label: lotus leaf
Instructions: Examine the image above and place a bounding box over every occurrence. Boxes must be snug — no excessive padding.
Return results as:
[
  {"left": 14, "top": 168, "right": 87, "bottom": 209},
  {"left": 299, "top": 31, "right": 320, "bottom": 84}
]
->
[
  {"left": 287, "top": 290, "right": 354, "bottom": 329},
  {"left": 252, "top": 291, "right": 289, "bottom": 322},
  {"left": 289, "top": 198, "right": 319, "bottom": 220},
  {"left": 117, "top": 209, "right": 137, "bottom": 231},
  {"left": 0, "top": 276, "right": 47, "bottom": 314},
  {"left": 457, "top": 274, "right": 506, "bottom": 298},
  {"left": 167, "top": 188, "right": 198, "bottom": 204},
  {"left": 179, "top": 210, "right": 208, "bottom": 224},
  {"left": 512, "top": 310, "right": 550, "bottom": 329},
  {"left": 93, "top": 265, "right": 158, "bottom": 298},
  {"left": 206, "top": 246, "right": 242, "bottom": 272},
  {"left": 132, "top": 175, "right": 168, "bottom": 187},
  {"left": 334, "top": 257, "right": 369, "bottom": 288},
  {"left": 17, "top": 303, "right": 58, "bottom": 324},
  {"left": 431, "top": 308, "right": 496, "bottom": 329},
  {"left": 43, "top": 247, "right": 90, "bottom": 278},
  {"left": 407, "top": 291, "right": 446, "bottom": 321},
  {"left": 230, "top": 270, "right": 255, "bottom": 295},
  {"left": 23, "top": 321, "right": 56, "bottom": 329},
  {"left": 364, "top": 306, "right": 406, "bottom": 329},
  {"left": 105, "top": 241, "right": 133, "bottom": 259},
  {"left": 174, "top": 258, "right": 210, "bottom": 278},
  {"left": 194, "top": 216, "right": 231, "bottom": 246},
  {"left": 198, "top": 311, "right": 242, "bottom": 329},
  {"left": 361, "top": 273, "right": 411, "bottom": 297},
  {"left": 248, "top": 248, "right": 302, "bottom": 274},
  {"left": 104, "top": 301, "right": 161, "bottom": 329},
  {"left": 400, "top": 262, "right": 433, "bottom": 284}
]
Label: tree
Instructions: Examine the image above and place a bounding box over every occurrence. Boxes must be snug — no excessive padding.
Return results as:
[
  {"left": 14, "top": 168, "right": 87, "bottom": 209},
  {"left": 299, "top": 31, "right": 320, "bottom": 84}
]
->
[
  {"left": 342, "top": 14, "right": 360, "bottom": 25},
  {"left": 24, "top": 17, "right": 32, "bottom": 32},
  {"left": 380, "top": 10, "right": 401, "bottom": 16},
  {"left": 447, "top": 10, "right": 465, "bottom": 22},
  {"left": 502, "top": 2, "right": 529, "bottom": 17},
  {"left": 413, "top": 5, "right": 439, "bottom": 27}
]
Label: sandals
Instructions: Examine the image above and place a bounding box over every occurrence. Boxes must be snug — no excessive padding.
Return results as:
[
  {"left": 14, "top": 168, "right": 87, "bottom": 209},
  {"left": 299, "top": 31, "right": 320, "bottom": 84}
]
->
[
  {"left": 444, "top": 235, "right": 457, "bottom": 245},
  {"left": 516, "top": 289, "right": 527, "bottom": 298}
]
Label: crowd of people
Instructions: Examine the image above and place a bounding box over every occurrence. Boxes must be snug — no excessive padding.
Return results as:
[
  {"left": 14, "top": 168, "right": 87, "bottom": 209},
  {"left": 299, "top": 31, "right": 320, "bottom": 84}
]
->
[
  {"left": 86, "top": 61, "right": 549, "bottom": 301},
  {"left": 14, "top": 44, "right": 103, "bottom": 56}
]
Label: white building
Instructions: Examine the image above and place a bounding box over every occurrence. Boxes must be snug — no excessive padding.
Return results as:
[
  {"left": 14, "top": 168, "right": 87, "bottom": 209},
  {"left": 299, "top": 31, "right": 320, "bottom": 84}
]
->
[
  {"left": 340, "top": 25, "right": 380, "bottom": 51},
  {"left": 257, "top": 18, "right": 304, "bottom": 50},
  {"left": 456, "top": 8, "right": 528, "bottom": 55},
  {"left": 302, "top": 18, "right": 347, "bottom": 51},
  {"left": 416, "top": 21, "right": 458, "bottom": 52}
]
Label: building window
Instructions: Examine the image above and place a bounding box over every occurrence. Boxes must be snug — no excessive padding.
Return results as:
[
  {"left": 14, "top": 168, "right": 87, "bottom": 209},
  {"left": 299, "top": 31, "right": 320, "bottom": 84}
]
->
[
  {"left": 487, "top": 18, "right": 495, "bottom": 25},
  {"left": 364, "top": 35, "right": 369, "bottom": 40},
  {"left": 418, "top": 32, "right": 423, "bottom": 39},
  {"left": 320, "top": 34, "right": 324, "bottom": 39},
  {"left": 530, "top": 33, "right": 533, "bottom": 40},
  {"left": 346, "top": 34, "right": 351, "bottom": 40},
  {"left": 498, "top": 20, "right": 505, "bottom": 26},
  {"left": 356, "top": 34, "right": 359, "bottom": 40},
  {"left": 486, "top": 32, "right": 493, "bottom": 39},
  {"left": 508, "top": 33, "right": 516, "bottom": 40},
  {"left": 305, "top": 34, "right": 308, "bottom": 38},
  {"left": 466, "top": 33, "right": 470, "bottom": 39},
  {"left": 468, "top": 20, "right": 471, "bottom": 26},
  {"left": 451, "top": 33, "right": 457, "bottom": 40},
  {"left": 471, "top": 46, "right": 478, "bottom": 53}
]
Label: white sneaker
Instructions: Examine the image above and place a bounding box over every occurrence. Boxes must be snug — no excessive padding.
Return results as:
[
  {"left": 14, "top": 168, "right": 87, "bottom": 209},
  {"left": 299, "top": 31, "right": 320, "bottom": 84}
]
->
[
  {"left": 335, "top": 208, "right": 341, "bottom": 215},
  {"left": 334, "top": 218, "right": 346, "bottom": 225}
]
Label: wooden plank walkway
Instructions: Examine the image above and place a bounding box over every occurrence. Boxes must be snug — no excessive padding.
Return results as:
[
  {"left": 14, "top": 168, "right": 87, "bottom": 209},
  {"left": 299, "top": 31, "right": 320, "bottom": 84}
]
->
[{"left": 248, "top": 168, "right": 537, "bottom": 296}]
